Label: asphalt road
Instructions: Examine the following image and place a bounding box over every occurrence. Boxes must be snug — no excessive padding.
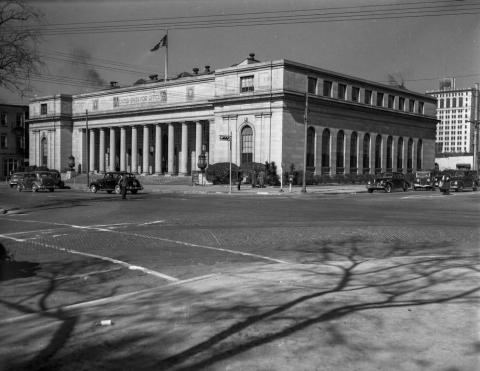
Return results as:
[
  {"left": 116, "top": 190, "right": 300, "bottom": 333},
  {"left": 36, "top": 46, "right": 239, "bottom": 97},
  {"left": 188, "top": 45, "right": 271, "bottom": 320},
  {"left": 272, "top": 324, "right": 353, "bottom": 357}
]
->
[
  {"left": 0, "top": 185, "right": 479, "bottom": 370},
  {"left": 1, "top": 186, "right": 478, "bottom": 313}
]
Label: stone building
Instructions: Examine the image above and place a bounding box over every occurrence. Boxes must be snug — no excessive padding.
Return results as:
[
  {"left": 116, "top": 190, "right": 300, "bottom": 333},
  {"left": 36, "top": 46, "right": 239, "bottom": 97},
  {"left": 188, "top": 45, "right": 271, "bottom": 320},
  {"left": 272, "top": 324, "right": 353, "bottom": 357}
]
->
[
  {"left": 0, "top": 104, "right": 28, "bottom": 180},
  {"left": 27, "top": 54, "right": 437, "bottom": 178}
]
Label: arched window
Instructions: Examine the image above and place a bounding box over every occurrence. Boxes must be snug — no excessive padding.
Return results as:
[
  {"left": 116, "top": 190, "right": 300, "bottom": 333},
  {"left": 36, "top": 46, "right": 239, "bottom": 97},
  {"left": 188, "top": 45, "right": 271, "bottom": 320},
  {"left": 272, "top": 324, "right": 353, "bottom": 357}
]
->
[
  {"left": 336, "top": 130, "right": 344, "bottom": 173},
  {"left": 306, "top": 127, "right": 315, "bottom": 169},
  {"left": 241, "top": 125, "right": 253, "bottom": 166},
  {"left": 41, "top": 137, "right": 48, "bottom": 167},
  {"left": 321, "top": 128, "right": 330, "bottom": 173},
  {"left": 416, "top": 139, "right": 423, "bottom": 170},
  {"left": 374, "top": 135, "right": 382, "bottom": 173},
  {"left": 397, "top": 137, "right": 403, "bottom": 171},
  {"left": 350, "top": 132, "right": 358, "bottom": 173},
  {"left": 386, "top": 136, "right": 393, "bottom": 171},
  {"left": 407, "top": 138, "right": 413, "bottom": 172},
  {"left": 363, "top": 133, "right": 370, "bottom": 174}
]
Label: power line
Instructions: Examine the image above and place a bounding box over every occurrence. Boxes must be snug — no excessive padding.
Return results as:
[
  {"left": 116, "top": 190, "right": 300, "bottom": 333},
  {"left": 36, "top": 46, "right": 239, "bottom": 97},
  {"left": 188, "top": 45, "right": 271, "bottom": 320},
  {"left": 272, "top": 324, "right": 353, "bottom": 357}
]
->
[{"left": 6, "top": 2, "right": 479, "bottom": 35}]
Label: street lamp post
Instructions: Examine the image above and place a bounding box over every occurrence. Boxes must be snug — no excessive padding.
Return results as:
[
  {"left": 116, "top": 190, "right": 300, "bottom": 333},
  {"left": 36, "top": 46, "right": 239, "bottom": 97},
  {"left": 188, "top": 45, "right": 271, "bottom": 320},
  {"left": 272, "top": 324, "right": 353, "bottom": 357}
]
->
[{"left": 197, "top": 144, "right": 207, "bottom": 186}]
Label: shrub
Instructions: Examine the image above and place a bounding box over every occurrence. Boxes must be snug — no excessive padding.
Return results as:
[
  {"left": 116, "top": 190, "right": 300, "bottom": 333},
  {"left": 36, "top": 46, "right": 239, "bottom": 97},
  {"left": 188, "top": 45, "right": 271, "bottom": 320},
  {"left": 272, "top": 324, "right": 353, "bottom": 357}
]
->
[{"left": 206, "top": 162, "right": 240, "bottom": 184}]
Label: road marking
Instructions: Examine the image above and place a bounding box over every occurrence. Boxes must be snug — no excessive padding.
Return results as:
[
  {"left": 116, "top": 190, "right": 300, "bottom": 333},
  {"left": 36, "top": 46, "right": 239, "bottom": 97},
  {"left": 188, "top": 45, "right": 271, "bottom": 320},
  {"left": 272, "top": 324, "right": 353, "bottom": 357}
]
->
[
  {"left": 140, "top": 220, "right": 165, "bottom": 225},
  {"left": 0, "top": 234, "right": 179, "bottom": 282},
  {"left": 2, "top": 218, "right": 289, "bottom": 264}
]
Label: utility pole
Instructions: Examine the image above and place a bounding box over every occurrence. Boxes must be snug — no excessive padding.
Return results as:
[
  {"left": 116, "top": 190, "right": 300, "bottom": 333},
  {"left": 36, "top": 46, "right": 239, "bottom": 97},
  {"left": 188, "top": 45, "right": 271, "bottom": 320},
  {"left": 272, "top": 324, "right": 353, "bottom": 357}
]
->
[
  {"left": 86, "top": 110, "right": 89, "bottom": 188},
  {"left": 472, "top": 83, "right": 479, "bottom": 171},
  {"left": 301, "top": 78, "right": 309, "bottom": 193}
]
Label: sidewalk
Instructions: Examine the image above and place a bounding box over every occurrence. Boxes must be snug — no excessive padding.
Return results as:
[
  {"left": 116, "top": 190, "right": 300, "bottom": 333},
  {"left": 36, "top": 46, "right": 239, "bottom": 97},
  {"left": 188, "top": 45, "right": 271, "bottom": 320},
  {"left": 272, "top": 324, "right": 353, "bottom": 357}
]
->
[{"left": 67, "top": 182, "right": 367, "bottom": 195}]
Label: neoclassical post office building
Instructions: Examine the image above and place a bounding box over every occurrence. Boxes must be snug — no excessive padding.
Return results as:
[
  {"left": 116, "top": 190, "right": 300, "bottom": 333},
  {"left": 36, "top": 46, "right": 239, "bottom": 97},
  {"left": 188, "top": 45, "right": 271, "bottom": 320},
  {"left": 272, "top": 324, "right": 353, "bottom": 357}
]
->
[{"left": 28, "top": 54, "right": 437, "bottom": 177}]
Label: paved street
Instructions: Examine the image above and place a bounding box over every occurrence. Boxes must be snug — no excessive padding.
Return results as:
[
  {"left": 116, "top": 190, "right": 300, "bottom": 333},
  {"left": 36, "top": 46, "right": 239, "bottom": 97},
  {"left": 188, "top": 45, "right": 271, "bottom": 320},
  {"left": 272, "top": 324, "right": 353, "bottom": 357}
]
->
[{"left": 0, "top": 185, "right": 479, "bottom": 371}]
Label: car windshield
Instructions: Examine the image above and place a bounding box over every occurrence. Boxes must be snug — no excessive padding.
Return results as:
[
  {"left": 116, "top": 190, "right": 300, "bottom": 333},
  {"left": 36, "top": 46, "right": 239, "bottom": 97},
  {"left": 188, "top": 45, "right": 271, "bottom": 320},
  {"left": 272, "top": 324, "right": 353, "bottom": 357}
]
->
[
  {"left": 38, "top": 172, "right": 50, "bottom": 178},
  {"left": 416, "top": 171, "right": 430, "bottom": 177},
  {"left": 454, "top": 171, "right": 465, "bottom": 177}
]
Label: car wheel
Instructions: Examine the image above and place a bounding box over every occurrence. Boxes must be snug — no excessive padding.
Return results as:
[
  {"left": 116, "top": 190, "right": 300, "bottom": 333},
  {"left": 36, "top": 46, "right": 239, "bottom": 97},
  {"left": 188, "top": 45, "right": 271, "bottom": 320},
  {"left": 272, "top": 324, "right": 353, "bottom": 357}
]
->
[
  {"left": 384, "top": 184, "right": 392, "bottom": 193},
  {"left": 413, "top": 187, "right": 417, "bottom": 191},
  {"left": 115, "top": 185, "right": 121, "bottom": 194},
  {"left": 17, "top": 185, "right": 22, "bottom": 192},
  {"left": 32, "top": 184, "right": 38, "bottom": 192},
  {"left": 49, "top": 188, "right": 54, "bottom": 192},
  {"left": 90, "top": 185, "right": 98, "bottom": 193}
]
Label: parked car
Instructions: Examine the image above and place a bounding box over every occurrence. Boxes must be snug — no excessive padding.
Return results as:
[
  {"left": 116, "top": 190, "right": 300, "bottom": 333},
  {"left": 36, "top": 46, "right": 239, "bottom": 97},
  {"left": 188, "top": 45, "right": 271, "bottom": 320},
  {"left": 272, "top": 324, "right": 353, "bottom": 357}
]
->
[
  {"left": 89, "top": 172, "right": 143, "bottom": 194},
  {"left": 17, "top": 171, "right": 56, "bottom": 192},
  {"left": 448, "top": 170, "right": 478, "bottom": 192},
  {"left": 8, "top": 172, "right": 25, "bottom": 188},
  {"left": 413, "top": 171, "right": 435, "bottom": 191},
  {"left": 48, "top": 170, "right": 65, "bottom": 189},
  {"left": 366, "top": 172, "right": 410, "bottom": 193}
]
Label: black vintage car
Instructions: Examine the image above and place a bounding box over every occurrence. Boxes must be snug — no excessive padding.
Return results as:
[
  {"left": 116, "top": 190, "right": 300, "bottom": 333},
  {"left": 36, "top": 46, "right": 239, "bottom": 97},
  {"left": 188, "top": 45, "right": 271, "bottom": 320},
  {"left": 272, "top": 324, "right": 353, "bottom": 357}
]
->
[
  {"left": 89, "top": 172, "right": 143, "bottom": 194},
  {"left": 366, "top": 172, "right": 410, "bottom": 193},
  {"left": 413, "top": 171, "right": 435, "bottom": 191},
  {"left": 439, "top": 170, "right": 478, "bottom": 194},
  {"left": 17, "top": 171, "right": 56, "bottom": 192}
]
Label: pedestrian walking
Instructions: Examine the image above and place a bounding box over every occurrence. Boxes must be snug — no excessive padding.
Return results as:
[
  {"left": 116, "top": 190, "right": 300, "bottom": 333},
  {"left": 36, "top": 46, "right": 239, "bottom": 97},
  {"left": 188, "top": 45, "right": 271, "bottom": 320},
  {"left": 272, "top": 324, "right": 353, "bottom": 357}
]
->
[
  {"left": 237, "top": 172, "right": 242, "bottom": 191},
  {"left": 119, "top": 173, "right": 128, "bottom": 199}
]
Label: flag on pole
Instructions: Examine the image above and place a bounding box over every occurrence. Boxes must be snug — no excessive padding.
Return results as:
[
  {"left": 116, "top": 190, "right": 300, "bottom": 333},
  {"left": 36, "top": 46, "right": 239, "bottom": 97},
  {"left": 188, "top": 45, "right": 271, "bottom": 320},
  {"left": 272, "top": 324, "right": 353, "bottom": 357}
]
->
[{"left": 150, "top": 34, "right": 168, "bottom": 52}]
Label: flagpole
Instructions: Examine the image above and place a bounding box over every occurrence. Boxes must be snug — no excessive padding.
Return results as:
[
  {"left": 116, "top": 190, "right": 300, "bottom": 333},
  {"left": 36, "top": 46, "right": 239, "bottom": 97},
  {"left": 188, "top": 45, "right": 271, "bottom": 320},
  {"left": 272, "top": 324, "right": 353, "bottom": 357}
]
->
[{"left": 164, "top": 29, "right": 168, "bottom": 85}]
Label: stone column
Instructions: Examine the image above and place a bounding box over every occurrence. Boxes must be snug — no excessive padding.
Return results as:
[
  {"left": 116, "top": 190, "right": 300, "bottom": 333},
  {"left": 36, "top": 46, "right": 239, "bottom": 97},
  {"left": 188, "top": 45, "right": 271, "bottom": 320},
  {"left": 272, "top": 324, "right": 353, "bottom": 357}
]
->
[
  {"left": 179, "top": 122, "right": 188, "bottom": 175},
  {"left": 369, "top": 133, "right": 376, "bottom": 174},
  {"left": 120, "top": 126, "right": 126, "bottom": 171},
  {"left": 142, "top": 125, "right": 150, "bottom": 175},
  {"left": 403, "top": 138, "right": 409, "bottom": 174},
  {"left": 168, "top": 123, "right": 175, "bottom": 175},
  {"left": 155, "top": 124, "right": 162, "bottom": 174},
  {"left": 392, "top": 136, "right": 398, "bottom": 171},
  {"left": 344, "top": 131, "right": 351, "bottom": 174},
  {"left": 109, "top": 127, "right": 116, "bottom": 171},
  {"left": 412, "top": 139, "right": 418, "bottom": 172},
  {"left": 382, "top": 134, "right": 388, "bottom": 172},
  {"left": 195, "top": 121, "right": 202, "bottom": 171},
  {"left": 329, "top": 129, "right": 337, "bottom": 176},
  {"left": 131, "top": 126, "right": 138, "bottom": 174},
  {"left": 89, "top": 129, "right": 95, "bottom": 173},
  {"left": 99, "top": 128, "right": 106, "bottom": 173}
]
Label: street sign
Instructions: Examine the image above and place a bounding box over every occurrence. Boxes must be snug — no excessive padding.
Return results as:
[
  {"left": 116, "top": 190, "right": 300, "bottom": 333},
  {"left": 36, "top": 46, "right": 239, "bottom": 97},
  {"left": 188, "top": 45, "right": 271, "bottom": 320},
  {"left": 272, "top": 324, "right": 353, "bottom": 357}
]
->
[{"left": 219, "top": 135, "right": 231, "bottom": 141}]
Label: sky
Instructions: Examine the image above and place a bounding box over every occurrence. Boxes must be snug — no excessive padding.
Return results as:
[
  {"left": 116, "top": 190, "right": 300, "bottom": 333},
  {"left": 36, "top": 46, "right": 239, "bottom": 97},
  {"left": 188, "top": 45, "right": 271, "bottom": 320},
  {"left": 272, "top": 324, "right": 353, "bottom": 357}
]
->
[{"left": 1, "top": 0, "right": 479, "bottom": 104}]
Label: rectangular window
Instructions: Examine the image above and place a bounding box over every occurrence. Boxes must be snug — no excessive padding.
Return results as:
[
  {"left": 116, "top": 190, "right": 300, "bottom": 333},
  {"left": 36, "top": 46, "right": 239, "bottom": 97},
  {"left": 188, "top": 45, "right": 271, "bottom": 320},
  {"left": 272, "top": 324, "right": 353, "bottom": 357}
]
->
[
  {"left": 0, "top": 112, "right": 6, "bottom": 126},
  {"left": 113, "top": 97, "right": 119, "bottom": 107},
  {"left": 307, "top": 77, "right": 317, "bottom": 95},
  {"left": 323, "top": 80, "right": 332, "bottom": 97},
  {"left": 93, "top": 99, "right": 99, "bottom": 110},
  {"left": 399, "top": 97, "right": 405, "bottom": 111},
  {"left": 351, "top": 87, "right": 360, "bottom": 102},
  {"left": 364, "top": 89, "right": 372, "bottom": 104},
  {"left": 409, "top": 99, "right": 415, "bottom": 112},
  {"left": 376, "top": 92, "right": 384, "bottom": 107},
  {"left": 0, "top": 134, "right": 7, "bottom": 149},
  {"left": 388, "top": 95, "right": 395, "bottom": 109},
  {"left": 439, "top": 99, "right": 444, "bottom": 109},
  {"left": 337, "top": 83, "right": 347, "bottom": 100},
  {"left": 418, "top": 101, "right": 424, "bottom": 114},
  {"left": 240, "top": 75, "right": 254, "bottom": 92},
  {"left": 16, "top": 112, "right": 23, "bottom": 127},
  {"left": 40, "top": 103, "right": 47, "bottom": 115},
  {"left": 459, "top": 97, "right": 463, "bottom": 107}
]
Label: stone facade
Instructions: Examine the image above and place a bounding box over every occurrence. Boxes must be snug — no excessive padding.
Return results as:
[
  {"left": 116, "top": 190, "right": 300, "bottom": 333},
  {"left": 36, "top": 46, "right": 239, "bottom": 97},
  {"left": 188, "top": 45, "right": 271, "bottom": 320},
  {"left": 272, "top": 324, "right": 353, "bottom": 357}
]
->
[{"left": 27, "top": 55, "right": 437, "bottom": 177}]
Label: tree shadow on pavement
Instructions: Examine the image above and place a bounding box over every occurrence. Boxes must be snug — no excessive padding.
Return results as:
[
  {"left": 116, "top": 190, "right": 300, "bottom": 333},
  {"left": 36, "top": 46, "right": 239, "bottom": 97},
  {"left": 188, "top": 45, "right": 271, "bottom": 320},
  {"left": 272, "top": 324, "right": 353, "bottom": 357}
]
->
[{"left": 0, "top": 243, "right": 40, "bottom": 281}]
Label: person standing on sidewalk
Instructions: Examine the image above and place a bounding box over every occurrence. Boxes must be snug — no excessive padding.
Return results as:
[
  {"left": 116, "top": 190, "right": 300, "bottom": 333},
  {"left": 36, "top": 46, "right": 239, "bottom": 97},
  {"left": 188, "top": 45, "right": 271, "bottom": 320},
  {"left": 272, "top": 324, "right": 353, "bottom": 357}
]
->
[{"left": 119, "top": 173, "right": 128, "bottom": 200}]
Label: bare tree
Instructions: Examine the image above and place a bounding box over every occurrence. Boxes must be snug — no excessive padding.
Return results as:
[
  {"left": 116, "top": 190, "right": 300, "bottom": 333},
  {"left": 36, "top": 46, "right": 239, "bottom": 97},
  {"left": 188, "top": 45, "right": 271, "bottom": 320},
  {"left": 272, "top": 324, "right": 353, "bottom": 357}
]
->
[{"left": 0, "top": 0, "right": 42, "bottom": 96}]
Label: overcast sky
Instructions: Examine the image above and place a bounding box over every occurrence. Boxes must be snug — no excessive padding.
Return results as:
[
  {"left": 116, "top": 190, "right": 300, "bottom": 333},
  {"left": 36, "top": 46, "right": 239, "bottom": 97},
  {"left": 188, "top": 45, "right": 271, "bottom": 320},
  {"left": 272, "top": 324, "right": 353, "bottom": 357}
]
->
[{"left": 1, "top": 0, "right": 479, "bottom": 104}]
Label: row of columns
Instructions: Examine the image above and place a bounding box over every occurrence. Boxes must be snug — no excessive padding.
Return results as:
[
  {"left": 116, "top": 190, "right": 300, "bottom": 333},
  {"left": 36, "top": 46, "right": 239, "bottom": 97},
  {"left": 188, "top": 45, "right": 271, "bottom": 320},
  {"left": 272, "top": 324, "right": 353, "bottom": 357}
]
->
[
  {"left": 311, "top": 127, "right": 422, "bottom": 175},
  {"left": 87, "top": 122, "right": 206, "bottom": 175}
]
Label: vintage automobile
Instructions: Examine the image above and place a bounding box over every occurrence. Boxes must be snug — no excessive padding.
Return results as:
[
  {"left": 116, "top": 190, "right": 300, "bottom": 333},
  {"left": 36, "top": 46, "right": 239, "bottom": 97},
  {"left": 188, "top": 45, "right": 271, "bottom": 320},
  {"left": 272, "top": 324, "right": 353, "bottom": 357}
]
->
[
  {"left": 366, "top": 172, "right": 410, "bottom": 193},
  {"left": 48, "top": 170, "right": 65, "bottom": 189},
  {"left": 89, "top": 172, "right": 143, "bottom": 194},
  {"left": 439, "top": 170, "right": 479, "bottom": 194},
  {"left": 17, "top": 171, "right": 56, "bottom": 192},
  {"left": 8, "top": 172, "right": 25, "bottom": 188},
  {"left": 413, "top": 171, "right": 435, "bottom": 191}
]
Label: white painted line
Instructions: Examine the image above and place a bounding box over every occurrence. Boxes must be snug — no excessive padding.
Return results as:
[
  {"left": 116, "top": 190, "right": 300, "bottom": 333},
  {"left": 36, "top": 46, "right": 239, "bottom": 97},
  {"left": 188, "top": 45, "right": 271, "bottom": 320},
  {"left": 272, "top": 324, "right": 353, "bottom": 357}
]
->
[
  {"left": 0, "top": 234, "right": 179, "bottom": 282},
  {"left": 140, "top": 220, "right": 165, "bottom": 225},
  {"left": 0, "top": 234, "right": 25, "bottom": 242},
  {"left": 3, "top": 218, "right": 289, "bottom": 264},
  {"left": 0, "top": 273, "right": 217, "bottom": 324}
]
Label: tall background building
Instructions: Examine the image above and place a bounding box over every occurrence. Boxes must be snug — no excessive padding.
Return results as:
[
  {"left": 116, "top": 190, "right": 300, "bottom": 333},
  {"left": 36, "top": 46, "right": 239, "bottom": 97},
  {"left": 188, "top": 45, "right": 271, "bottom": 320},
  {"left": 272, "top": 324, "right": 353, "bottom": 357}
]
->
[{"left": 428, "top": 79, "right": 480, "bottom": 170}]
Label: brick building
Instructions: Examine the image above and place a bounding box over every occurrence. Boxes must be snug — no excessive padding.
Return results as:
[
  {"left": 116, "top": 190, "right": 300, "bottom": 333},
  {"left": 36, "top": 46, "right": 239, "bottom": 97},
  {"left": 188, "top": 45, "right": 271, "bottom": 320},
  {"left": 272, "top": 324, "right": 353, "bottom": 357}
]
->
[
  {"left": 27, "top": 54, "right": 437, "bottom": 178},
  {"left": 0, "top": 104, "right": 28, "bottom": 180}
]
